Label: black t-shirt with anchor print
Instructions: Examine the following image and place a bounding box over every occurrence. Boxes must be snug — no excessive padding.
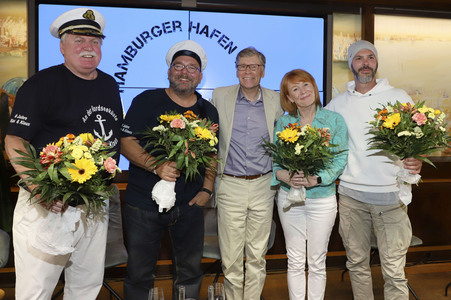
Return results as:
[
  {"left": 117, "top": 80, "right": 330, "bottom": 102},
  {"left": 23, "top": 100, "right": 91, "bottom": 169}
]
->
[{"left": 7, "top": 64, "right": 123, "bottom": 162}]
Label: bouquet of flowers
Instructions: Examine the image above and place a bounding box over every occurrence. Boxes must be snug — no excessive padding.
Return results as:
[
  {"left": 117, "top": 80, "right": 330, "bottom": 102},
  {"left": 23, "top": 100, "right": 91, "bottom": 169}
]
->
[
  {"left": 12, "top": 133, "right": 120, "bottom": 255},
  {"left": 367, "top": 101, "right": 450, "bottom": 204},
  {"left": 14, "top": 133, "right": 120, "bottom": 213},
  {"left": 143, "top": 110, "right": 219, "bottom": 212},
  {"left": 263, "top": 123, "right": 337, "bottom": 205}
]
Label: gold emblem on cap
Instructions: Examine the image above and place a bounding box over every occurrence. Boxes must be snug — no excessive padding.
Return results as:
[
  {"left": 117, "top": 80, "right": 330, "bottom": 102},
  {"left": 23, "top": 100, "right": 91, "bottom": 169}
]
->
[{"left": 83, "top": 10, "right": 96, "bottom": 21}]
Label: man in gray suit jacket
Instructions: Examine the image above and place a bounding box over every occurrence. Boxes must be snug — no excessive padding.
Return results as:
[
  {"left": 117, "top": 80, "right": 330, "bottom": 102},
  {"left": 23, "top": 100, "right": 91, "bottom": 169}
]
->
[{"left": 211, "top": 47, "right": 284, "bottom": 300}]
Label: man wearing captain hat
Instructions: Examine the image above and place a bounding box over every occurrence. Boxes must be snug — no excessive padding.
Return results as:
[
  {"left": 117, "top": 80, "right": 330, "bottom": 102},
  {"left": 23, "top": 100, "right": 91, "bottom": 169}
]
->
[
  {"left": 121, "top": 40, "right": 218, "bottom": 300},
  {"left": 5, "top": 8, "right": 122, "bottom": 300}
]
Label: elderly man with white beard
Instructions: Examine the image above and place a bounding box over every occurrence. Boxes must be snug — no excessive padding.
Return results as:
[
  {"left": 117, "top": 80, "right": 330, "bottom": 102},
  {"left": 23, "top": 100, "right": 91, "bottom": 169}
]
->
[{"left": 5, "top": 7, "right": 122, "bottom": 300}]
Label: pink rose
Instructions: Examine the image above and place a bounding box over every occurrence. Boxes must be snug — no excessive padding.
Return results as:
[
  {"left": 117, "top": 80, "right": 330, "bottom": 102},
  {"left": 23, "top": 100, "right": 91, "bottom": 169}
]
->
[
  {"left": 170, "top": 118, "right": 186, "bottom": 129},
  {"left": 412, "top": 113, "right": 427, "bottom": 125},
  {"left": 104, "top": 157, "right": 117, "bottom": 173}
]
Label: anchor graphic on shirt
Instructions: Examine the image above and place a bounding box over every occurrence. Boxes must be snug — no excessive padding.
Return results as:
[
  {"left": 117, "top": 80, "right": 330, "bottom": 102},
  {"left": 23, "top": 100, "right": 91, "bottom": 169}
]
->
[{"left": 93, "top": 114, "right": 113, "bottom": 140}]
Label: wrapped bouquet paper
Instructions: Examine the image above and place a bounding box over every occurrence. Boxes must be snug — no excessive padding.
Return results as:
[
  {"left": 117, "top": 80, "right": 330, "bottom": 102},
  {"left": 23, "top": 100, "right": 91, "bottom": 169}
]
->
[
  {"left": 368, "top": 101, "right": 450, "bottom": 205},
  {"left": 263, "top": 123, "right": 338, "bottom": 207},
  {"left": 143, "top": 110, "right": 219, "bottom": 212},
  {"left": 13, "top": 133, "right": 121, "bottom": 254}
]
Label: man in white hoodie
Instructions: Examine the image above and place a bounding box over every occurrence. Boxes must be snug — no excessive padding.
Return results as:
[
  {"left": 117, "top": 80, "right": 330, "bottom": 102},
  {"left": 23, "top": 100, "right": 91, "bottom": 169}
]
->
[{"left": 326, "top": 40, "right": 422, "bottom": 300}]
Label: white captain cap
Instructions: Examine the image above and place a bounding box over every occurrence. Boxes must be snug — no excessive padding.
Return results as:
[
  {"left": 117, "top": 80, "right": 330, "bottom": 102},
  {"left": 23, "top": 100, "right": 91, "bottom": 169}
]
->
[
  {"left": 166, "top": 40, "right": 207, "bottom": 72},
  {"left": 50, "top": 8, "right": 106, "bottom": 39}
]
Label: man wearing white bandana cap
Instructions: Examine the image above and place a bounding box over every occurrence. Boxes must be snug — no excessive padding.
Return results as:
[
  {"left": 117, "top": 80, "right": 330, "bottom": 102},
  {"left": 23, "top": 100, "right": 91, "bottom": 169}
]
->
[
  {"left": 326, "top": 40, "right": 422, "bottom": 300},
  {"left": 5, "top": 7, "right": 122, "bottom": 300},
  {"left": 121, "top": 40, "right": 218, "bottom": 300}
]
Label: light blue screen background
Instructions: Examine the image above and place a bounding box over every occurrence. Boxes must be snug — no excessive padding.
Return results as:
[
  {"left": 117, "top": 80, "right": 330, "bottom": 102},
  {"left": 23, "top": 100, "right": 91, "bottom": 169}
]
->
[{"left": 38, "top": 4, "right": 325, "bottom": 170}]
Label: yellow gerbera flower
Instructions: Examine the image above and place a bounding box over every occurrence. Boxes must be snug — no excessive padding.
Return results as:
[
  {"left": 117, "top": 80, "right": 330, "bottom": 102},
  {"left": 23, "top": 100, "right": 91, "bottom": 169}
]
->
[
  {"left": 194, "top": 126, "right": 212, "bottom": 139},
  {"left": 68, "top": 158, "right": 98, "bottom": 184},
  {"left": 160, "top": 114, "right": 182, "bottom": 123},
  {"left": 79, "top": 133, "right": 94, "bottom": 144},
  {"left": 278, "top": 128, "right": 299, "bottom": 143},
  {"left": 383, "top": 113, "right": 401, "bottom": 129}
]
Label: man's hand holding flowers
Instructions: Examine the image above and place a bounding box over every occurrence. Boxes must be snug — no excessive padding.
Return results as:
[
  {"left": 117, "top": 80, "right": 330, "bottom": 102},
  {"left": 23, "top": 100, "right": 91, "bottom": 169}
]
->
[
  {"left": 403, "top": 157, "right": 422, "bottom": 175},
  {"left": 153, "top": 161, "right": 181, "bottom": 182},
  {"left": 144, "top": 110, "right": 219, "bottom": 212}
]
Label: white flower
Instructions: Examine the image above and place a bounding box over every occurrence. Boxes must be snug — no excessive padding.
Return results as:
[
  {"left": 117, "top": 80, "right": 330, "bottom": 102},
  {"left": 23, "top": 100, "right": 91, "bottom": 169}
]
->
[
  {"left": 63, "top": 136, "right": 72, "bottom": 147},
  {"left": 90, "top": 139, "right": 102, "bottom": 153},
  {"left": 73, "top": 136, "right": 83, "bottom": 146},
  {"left": 96, "top": 156, "right": 104, "bottom": 166},
  {"left": 413, "top": 126, "right": 424, "bottom": 138},
  {"left": 188, "top": 119, "right": 201, "bottom": 128},
  {"left": 439, "top": 126, "right": 446, "bottom": 132},
  {"left": 437, "top": 113, "right": 446, "bottom": 124},
  {"left": 397, "top": 131, "right": 412, "bottom": 137},
  {"left": 299, "top": 126, "right": 308, "bottom": 136},
  {"left": 152, "top": 125, "right": 167, "bottom": 132},
  {"left": 294, "top": 143, "right": 304, "bottom": 155},
  {"left": 386, "top": 106, "right": 394, "bottom": 113},
  {"left": 428, "top": 112, "right": 435, "bottom": 119}
]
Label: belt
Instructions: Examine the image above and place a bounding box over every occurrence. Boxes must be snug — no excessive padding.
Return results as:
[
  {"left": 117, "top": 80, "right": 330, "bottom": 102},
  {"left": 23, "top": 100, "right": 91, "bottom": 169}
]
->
[{"left": 223, "top": 171, "right": 271, "bottom": 180}]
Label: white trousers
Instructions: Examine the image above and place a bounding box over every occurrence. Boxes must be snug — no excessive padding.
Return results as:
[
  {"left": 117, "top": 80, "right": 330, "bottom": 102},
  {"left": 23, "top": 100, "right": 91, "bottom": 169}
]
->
[
  {"left": 216, "top": 173, "right": 275, "bottom": 300},
  {"left": 276, "top": 189, "right": 337, "bottom": 300},
  {"left": 13, "top": 188, "right": 109, "bottom": 300}
]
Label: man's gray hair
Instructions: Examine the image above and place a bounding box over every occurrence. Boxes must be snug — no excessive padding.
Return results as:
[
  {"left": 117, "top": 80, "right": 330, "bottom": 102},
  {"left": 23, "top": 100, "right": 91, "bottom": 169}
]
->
[{"left": 235, "top": 47, "right": 266, "bottom": 67}]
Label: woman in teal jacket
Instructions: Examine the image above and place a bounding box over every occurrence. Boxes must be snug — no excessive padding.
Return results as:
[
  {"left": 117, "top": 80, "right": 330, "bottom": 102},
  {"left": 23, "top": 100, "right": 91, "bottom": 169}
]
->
[{"left": 271, "top": 69, "right": 348, "bottom": 299}]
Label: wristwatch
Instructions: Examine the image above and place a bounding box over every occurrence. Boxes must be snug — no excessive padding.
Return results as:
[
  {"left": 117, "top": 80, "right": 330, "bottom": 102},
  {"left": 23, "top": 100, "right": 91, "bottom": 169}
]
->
[
  {"left": 317, "top": 176, "right": 322, "bottom": 184},
  {"left": 201, "top": 187, "right": 213, "bottom": 196}
]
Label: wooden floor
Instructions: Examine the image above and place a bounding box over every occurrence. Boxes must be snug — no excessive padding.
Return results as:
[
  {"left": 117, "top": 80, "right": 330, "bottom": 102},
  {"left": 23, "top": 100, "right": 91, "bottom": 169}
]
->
[{"left": 1, "top": 262, "right": 451, "bottom": 299}]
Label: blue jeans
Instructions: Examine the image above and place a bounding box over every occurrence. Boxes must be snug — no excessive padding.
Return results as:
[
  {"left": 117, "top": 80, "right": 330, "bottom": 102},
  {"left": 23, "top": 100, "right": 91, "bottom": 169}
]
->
[{"left": 123, "top": 203, "right": 205, "bottom": 300}]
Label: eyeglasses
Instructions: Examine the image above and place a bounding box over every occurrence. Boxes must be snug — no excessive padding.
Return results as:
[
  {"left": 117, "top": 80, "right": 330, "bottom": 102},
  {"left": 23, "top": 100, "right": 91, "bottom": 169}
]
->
[
  {"left": 236, "top": 64, "right": 263, "bottom": 71},
  {"left": 171, "top": 64, "right": 200, "bottom": 73}
]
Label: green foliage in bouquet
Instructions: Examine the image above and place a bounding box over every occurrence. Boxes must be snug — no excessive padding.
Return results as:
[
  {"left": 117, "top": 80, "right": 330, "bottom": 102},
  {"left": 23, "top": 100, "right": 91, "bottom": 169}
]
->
[
  {"left": 367, "top": 101, "right": 450, "bottom": 166},
  {"left": 263, "top": 123, "right": 339, "bottom": 178},
  {"left": 12, "top": 133, "right": 120, "bottom": 213},
  {"left": 143, "top": 110, "right": 219, "bottom": 181}
]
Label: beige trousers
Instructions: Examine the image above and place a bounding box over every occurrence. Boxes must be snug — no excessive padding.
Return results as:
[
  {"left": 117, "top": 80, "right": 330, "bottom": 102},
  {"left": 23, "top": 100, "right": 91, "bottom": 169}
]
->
[
  {"left": 338, "top": 194, "right": 412, "bottom": 300},
  {"left": 216, "top": 173, "right": 275, "bottom": 300}
]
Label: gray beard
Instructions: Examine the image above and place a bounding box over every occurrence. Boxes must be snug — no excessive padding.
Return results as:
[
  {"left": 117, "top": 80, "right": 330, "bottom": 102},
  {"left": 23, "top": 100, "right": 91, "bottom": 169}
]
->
[
  {"left": 352, "top": 66, "right": 377, "bottom": 84},
  {"left": 356, "top": 73, "right": 375, "bottom": 84},
  {"left": 170, "top": 83, "right": 196, "bottom": 96},
  {"left": 169, "top": 78, "right": 197, "bottom": 96}
]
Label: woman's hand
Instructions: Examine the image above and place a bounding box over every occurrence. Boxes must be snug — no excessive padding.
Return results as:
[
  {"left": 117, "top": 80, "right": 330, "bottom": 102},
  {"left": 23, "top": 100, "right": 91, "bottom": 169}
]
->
[{"left": 276, "top": 170, "right": 319, "bottom": 188}]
